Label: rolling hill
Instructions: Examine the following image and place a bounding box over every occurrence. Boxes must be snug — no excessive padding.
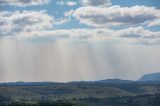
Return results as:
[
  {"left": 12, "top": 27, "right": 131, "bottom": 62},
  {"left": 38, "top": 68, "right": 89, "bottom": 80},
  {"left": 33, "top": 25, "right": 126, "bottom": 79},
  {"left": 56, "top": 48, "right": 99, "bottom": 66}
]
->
[{"left": 139, "top": 72, "right": 160, "bottom": 81}]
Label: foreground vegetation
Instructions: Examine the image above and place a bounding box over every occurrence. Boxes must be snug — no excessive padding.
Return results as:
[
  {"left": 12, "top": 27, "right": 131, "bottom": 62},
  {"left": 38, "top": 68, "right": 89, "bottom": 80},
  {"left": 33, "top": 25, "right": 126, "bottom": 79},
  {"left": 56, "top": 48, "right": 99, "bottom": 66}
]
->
[
  {"left": 1, "top": 94, "right": 160, "bottom": 106},
  {"left": 0, "top": 81, "right": 160, "bottom": 106}
]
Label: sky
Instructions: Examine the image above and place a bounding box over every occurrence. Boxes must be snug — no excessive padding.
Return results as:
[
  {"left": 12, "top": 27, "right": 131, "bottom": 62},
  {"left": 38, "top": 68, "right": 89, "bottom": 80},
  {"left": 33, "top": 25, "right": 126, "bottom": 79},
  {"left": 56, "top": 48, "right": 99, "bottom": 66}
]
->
[{"left": 0, "top": 0, "right": 160, "bottom": 82}]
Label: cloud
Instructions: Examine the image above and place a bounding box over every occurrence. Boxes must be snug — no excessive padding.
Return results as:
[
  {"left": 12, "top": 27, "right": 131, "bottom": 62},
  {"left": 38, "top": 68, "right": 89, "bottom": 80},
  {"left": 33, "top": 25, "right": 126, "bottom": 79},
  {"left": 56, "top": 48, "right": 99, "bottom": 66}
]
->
[
  {"left": 147, "top": 19, "right": 160, "bottom": 27},
  {"left": 57, "top": 1, "right": 77, "bottom": 6},
  {"left": 80, "top": 0, "right": 111, "bottom": 7},
  {"left": 0, "top": 9, "right": 159, "bottom": 44},
  {"left": 0, "top": 0, "right": 50, "bottom": 7},
  {"left": 0, "top": 2, "right": 160, "bottom": 45},
  {"left": 12, "top": 28, "right": 112, "bottom": 40},
  {"left": 113, "top": 27, "right": 160, "bottom": 38},
  {"left": 67, "top": 5, "right": 160, "bottom": 27},
  {"left": 66, "top": 1, "right": 77, "bottom": 6},
  {"left": 10, "top": 26, "right": 160, "bottom": 44},
  {"left": 1, "top": 11, "right": 160, "bottom": 44},
  {"left": 0, "top": 10, "right": 54, "bottom": 36}
]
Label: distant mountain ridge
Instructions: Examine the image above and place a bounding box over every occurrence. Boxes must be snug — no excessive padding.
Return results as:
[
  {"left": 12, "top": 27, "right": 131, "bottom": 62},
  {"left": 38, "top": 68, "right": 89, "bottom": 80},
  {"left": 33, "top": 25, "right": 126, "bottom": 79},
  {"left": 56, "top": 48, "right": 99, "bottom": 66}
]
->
[
  {"left": 0, "top": 81, "right": 59, "bottom": 86},
  {"left": 69, "top": 79, "right": 133, "bottom": 84},
  {"left": 139, "top": 72, "right": 160, "bottom": 81},
  {"left": 92, "top": 79, "right": 132, "bottom": 83},
  {"left": 1, "top": 72, "right": 160, "bottom": 86}
]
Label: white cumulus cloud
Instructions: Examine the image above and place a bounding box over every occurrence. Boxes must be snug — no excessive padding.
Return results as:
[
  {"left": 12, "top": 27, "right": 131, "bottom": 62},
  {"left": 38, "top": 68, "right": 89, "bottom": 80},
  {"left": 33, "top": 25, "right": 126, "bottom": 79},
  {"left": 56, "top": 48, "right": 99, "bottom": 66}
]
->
[
  {"left": 0, "top": 10, "right": 54, "bottom": 36},
  {"left": 57, "top": 1, "right": 77, "bottom": 6},
  {"left": 0, "top": 0, "right": 50, "bottom": 7},
  {"left": 11, "top": 27, "right": 160, "bottom": 44},
  {"left": 67, "top": 5, "right": 160, "bottom": 27},
  {"left": 66, "top": 1, "right": 77, "bottom": 6},
  {"left": 80, "top": 0, "right": 111, "bottom": 7}
]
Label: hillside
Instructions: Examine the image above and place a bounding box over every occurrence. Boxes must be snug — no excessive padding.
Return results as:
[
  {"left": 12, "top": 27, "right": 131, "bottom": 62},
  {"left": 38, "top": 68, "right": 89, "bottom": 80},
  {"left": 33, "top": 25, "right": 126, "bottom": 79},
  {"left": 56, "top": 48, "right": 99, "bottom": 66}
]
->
[
  {"left": 139, "top": 72, "right": 160, "bottom": 81},
  {"left": 0, "top": 73, "right": 160, "bottom": 105}
]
